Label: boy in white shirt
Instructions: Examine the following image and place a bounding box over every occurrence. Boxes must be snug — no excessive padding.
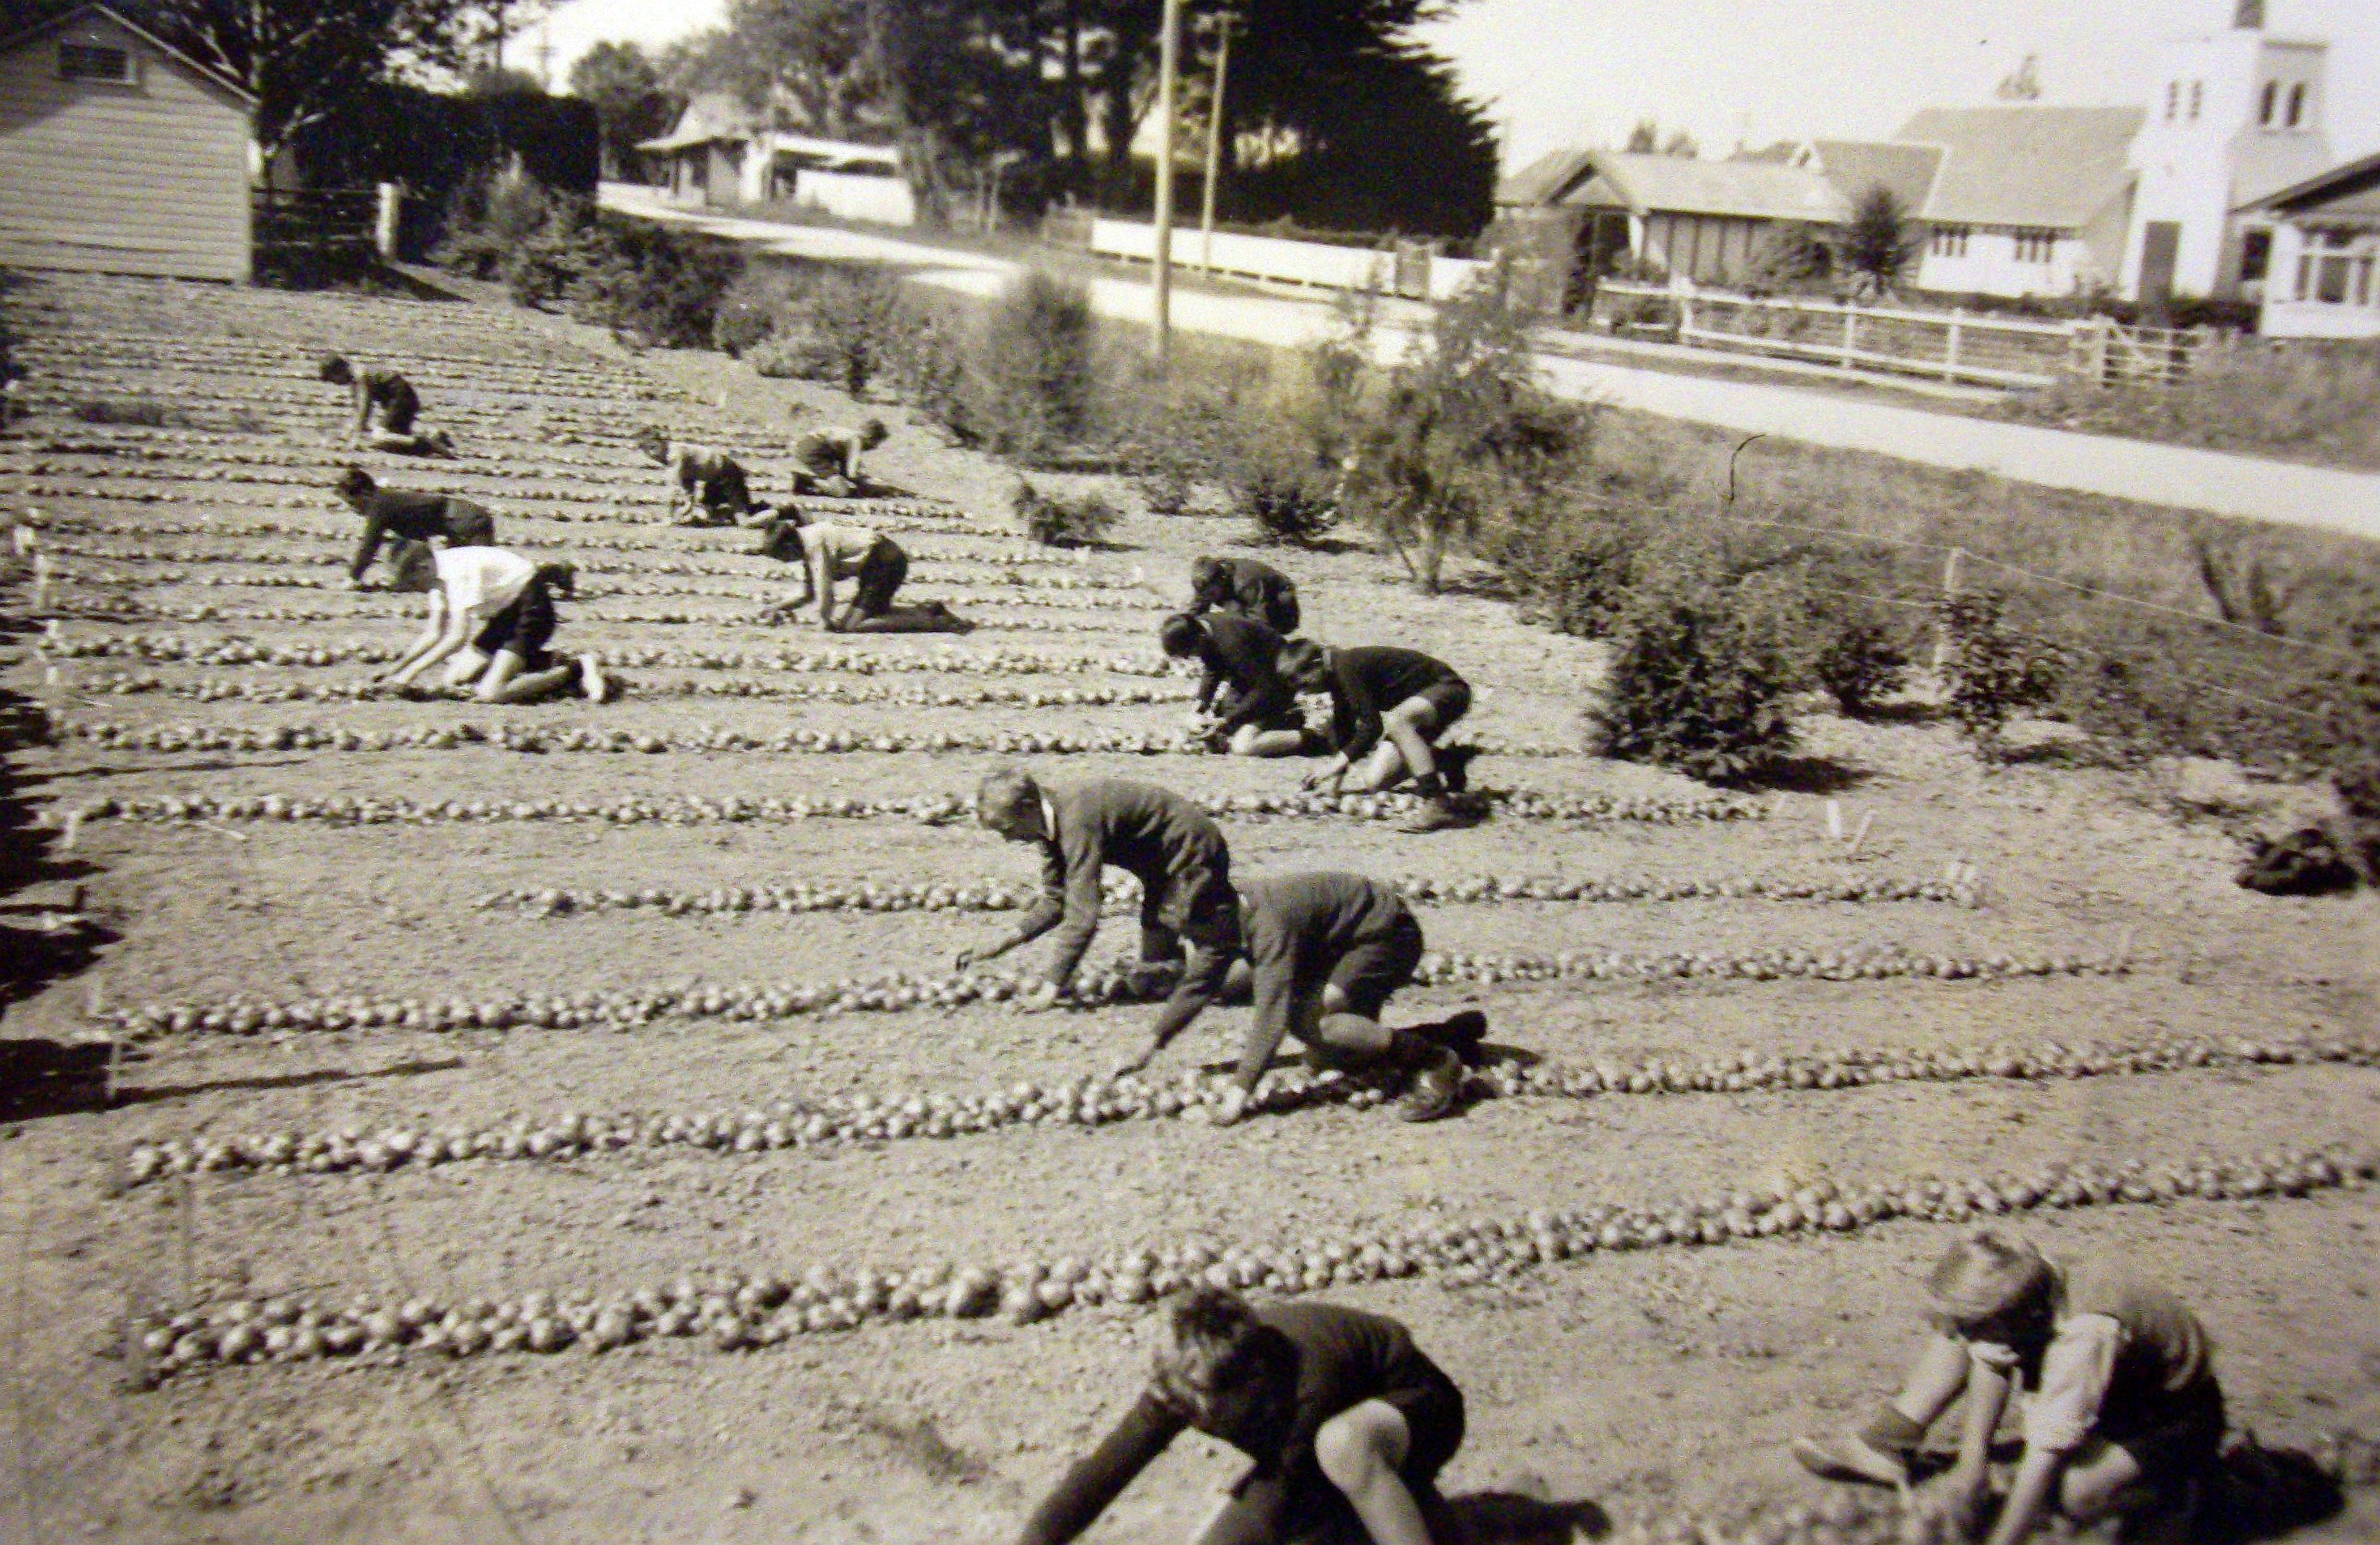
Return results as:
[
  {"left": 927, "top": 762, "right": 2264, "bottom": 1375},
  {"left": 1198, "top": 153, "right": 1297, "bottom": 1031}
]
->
[
  {"left": 1795, "top": 1230, "right": 2225, "bottom": 1544},
  {"left": 377, "top": 546, "right": 608, "bottom": 703}
]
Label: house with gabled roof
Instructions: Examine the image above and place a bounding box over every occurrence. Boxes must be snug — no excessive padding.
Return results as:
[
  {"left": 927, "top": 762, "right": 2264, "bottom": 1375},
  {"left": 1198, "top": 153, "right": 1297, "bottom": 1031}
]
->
[
  {"left": 0, "top": 1, "right": 256, "bottom": 281},
  {"left": 638, "top": 92, "right": 915, "bottom": 226},
  {"left": 1885, "top": 105, "right": 2145, "bottom": 298},
  {"left": 1493, "top": 147, "right": 1846, "bottom": 290},
  {"left": 2239, "top": 150, "right": 2380, "bottom": 339}
]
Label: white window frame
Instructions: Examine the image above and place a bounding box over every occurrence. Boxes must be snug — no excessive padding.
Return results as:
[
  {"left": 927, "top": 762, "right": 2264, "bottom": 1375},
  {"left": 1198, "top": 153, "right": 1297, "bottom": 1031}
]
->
[{"left": 56, "top": 40, "right": 137, "bottom": 84}]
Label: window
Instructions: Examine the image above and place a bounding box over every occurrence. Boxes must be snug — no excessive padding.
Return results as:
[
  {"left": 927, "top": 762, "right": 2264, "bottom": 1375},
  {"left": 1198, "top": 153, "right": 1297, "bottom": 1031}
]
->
[
  {"left": 2239, "top": 228, "right": 2271, "bottom": 283},
  {"left": 2260, "top": 81, "right": 2278, "bottom": 125},
  {"left": 2297, "top": 231, "right": 2379, "bottom": 306},
  {"left": 57, "top": 41, "right": 133, "bottom": 82},
  {"left": 2013, "top": 228, "right": 2058, "bottom": 264},
  {"left": 2189, "top": 81, "right": 2204, "bottom": 121},
  {"left": 2286, "top": 83, "right": 2306, "bottom": 127},
  {"left": 2166, "top": 81, "right": 2180, "bottom": 121},
  {"left": 1930, "top": 224, "right": 1970, "bottom": 258}
]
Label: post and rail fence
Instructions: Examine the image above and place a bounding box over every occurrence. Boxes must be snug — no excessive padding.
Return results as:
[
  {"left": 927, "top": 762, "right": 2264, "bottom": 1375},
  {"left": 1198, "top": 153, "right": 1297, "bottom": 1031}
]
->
[{"left": 1585, "top": 280, "right": 2218, "bottom": 391}]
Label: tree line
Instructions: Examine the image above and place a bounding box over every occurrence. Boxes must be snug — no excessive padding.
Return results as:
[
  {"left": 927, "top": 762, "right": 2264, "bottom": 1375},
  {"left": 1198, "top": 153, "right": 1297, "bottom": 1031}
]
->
[{"left": 574, "top": 0, "right": 1500, "bottom": 241}]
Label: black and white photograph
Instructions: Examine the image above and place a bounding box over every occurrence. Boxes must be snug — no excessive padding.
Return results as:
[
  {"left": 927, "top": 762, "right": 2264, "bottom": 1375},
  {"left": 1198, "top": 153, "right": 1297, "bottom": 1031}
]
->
[{"left": 1, "top": 0, "right": 2377, "bottom": 1540}]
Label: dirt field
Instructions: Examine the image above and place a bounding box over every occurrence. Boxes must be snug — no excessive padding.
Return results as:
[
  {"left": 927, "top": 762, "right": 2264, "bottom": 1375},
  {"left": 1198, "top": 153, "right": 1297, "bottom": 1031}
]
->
[{"left": 2, "top": 271, "right": 2377, "bottom": 1545}]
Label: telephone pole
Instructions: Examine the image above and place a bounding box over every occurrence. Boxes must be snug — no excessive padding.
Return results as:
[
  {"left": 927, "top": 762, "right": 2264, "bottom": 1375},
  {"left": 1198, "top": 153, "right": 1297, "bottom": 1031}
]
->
[
  {"left": 1150, "top": 0, "right": 1184, "bottom": 367},
  {"left": 1199, "top": 10, "right": 1235, "bottom": 274}
]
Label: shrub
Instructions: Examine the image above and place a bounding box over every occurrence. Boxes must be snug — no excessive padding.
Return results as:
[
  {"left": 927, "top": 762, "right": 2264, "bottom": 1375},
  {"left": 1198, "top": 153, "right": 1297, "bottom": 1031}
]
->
[
  {"left": 433, "top": 170, "right": 560, "bottom": 284},
  {"left": 711, "top": 265, "right": 796, "bottom": 357},
  {"left": 1939, "top": 591, "right": 2066, "bottom": 758},
  {"left": 798, "top": 266, "right": 908, "bottom": 399},
  {"left": 564, "top": 215, "right": 745, "bottom": 349},
  {"left": 1341, "top": 265, "right": 1575, "bottom": 592},
  {"left": 887, "top": 298, "right": 975, "bottom": 445},
  {"left": 1239, "top": 463, "right": 1339, "bottom": 547},
  {"left": 972, "top": 271, "right": 1098, "bottom": 463},
  {"left": 1013, "top": 480, "right": 1118, "bottom": 548},
  {"left": 1589, "top": 572, "right": 1798, "bottom": 783},
  {"left": 1811, "top": 614, "right": 1911, "bottom": 717}
]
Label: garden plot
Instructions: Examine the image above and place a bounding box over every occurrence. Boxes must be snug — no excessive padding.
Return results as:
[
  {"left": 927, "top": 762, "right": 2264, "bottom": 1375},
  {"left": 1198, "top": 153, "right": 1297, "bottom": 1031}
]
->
[{"left": 2, "top": 271, "right": 2376, "bottom": 1545}]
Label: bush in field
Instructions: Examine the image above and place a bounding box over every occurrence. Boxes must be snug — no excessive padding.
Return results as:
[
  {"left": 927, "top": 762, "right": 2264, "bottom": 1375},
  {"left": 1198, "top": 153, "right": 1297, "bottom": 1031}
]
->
[
  {"left": 1501, "top": 506, "right": 1642, "bottom": 638},
  {"left": 1013, "top": 480, "right": 1117, "bottom": 548},
  {"left": 565, "top": 216, "right": 745, "bottom": 349},
  {"left": 887, "top": 300, "right": 975, "bottom": 445},
  {"left": 1239, "top": 462, "right": 1340, "bottom": 547},
  {"left": 1939, "top": 590, "right": 2066, "bottom": 758},
  {"left": 1589, "top": 570, "right": 1798, "bottom": 783},
  {"left": 799, "top": 267, "right": 908, "bottom": 399},
  {"left": 972, "top": 271, "right": 1098, "bottom": 463},
  {"left": 433, "top": 170, "right": 556, "bottom": 284},
  {"left": 711, "top": 265, "right": 795, "bottom": 357},
  {"left": 1341, "top": 267, "right": 1574, "bottom": 592},
  {"left": 1811, "top": 613, "right": 1912, "bottom": 716}
]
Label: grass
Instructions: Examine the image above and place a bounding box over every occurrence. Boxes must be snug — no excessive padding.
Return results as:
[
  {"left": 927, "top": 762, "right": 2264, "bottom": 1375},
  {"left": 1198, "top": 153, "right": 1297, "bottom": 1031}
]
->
[{"left": 1997, "top": 337, "right": 2380, "bottom": 475}]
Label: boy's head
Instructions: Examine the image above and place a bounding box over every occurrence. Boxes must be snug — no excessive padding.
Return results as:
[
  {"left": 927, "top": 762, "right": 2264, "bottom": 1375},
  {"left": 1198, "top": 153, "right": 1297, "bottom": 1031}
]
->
[
  {"left": 975, "top": 766, "right": 1047, "bottom": 843},
  {"left": 757, "top": 514, "right": 807, "bottom": 563},
  {"left": 387, "top": 540, "right": 436, "bottom": 594},
  {"left": 334, "top": 465, "right": 377, "bottom": 507},
  {"left": 1188, "top": 556, "right": 1225, "bottom": 601},
  {"left": 858, "top": 417, "right": 889, "bottom": 450},
  {"left": 633, "top": 425, "right": 670, "bottom": 463},
  {"left": 1926, "top": 1231, "right": 2056, "bottom": 1348},
  {"left": 1152, "top": 1288, "right": 1292, "bottom": 1429},
  {"left": 1277, "top": 638, "right": 1330, "bottom": 692},
  {"left": 318, "top": 353, "right": 355, "bottom": 386},
  {"left": 1158, "top": 612, "right": 1204, "bottom": 659},
  {"left": 535, "top": 560, "right": 577, "bottom": 599}
]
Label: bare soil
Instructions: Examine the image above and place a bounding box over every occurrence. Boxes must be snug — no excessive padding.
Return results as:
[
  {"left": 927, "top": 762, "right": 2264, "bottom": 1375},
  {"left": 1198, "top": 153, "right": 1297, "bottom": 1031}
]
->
[{"left": 2, "top": 271, "right": 2377, "bottom": 1545}]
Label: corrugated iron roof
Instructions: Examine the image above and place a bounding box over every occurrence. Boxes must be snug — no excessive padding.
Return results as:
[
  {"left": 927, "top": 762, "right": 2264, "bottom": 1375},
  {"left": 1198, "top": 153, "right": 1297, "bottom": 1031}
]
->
[
  {"left": 638, "top": 92, "right": 759, "bottom": 155},
  {"left": 1496, "top": 147, "right": 1598, "bottom": 207},
  {"left": 1571, "top": 152, "right": 1849, "bottom": 223},
  {"left": 1893, "top": 106, "right": 2143, "bottom": 228},
  {"left": 1811, "top": 139, "right": 1943, "bottom": 216}
]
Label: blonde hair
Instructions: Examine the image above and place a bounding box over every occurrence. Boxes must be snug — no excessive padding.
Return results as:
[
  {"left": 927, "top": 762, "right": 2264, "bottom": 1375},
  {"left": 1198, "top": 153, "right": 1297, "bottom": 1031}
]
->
[{"left": 1926, "top": 1230, "right": 2054, "bottom": 1329}]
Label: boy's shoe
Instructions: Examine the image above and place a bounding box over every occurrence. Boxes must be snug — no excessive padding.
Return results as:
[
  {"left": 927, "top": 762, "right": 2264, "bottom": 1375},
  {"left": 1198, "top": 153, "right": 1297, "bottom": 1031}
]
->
[
  {"left": 1436, "top": 744, "right": 1477, "bottom": 793},
  {"left": 1400, "top": 1046, "right": 1464, "bottom": 1122},
  {"left": 1401, "top": 797, "right": 1471, "bottom": 834},
  {"left": 578, "top": 655, "right": 609, "bottom": 703},
  {"left": 1434, "top": 1009, "right": 1489, "bottom": 1063},
  {"left": 1791, "top": 1433, "right": 1912, "bottom": 1487}
]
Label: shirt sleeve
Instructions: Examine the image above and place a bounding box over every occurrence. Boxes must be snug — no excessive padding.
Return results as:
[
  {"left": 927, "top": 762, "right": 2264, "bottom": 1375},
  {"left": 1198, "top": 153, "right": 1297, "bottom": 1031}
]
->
[
  {"left": 1193, "top": 643, "right": 1222, "bottom": 712},
  {"left": 1332, "top": 655, "right": 1381, "bottom": 761},
  {"left": 349, "top": 510, "right": 387, "bottom": 580},
  {"left": 1017, "top": 1393, "right": 1184, "bottom": 1545},
  {"left": 1043, "top": 822, "right": 1106, "bottom": 987},
  {"left": 1235, "top": 915, "right": 1299, "bottom": 1090},
  {"left": 2024, "top": 1316, "right": 2122, "bottom": 1453}
]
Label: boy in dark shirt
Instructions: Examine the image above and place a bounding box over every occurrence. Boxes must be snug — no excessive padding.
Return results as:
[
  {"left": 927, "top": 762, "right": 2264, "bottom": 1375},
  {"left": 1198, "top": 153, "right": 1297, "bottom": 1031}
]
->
[
  {"left": 1159, "top": 612, "right": 1308, "bottom": 758},
  {"left": 1189, "top": 554, "right": 1301, "bottom": 635},
  {"left": 335, "top": 467, "right": 496, "bottom": 586},
  {"left": 1203, "top": 871, "right": 1476, "bottom": 1126},
  {"left": 1795, "top": 1231, "right": 2226, "bottom": 1545},
  {"left": 318, "top": 354, "right": 453, "bottom": 456},
  {"left": 960, "top": 770, "right": 1241, "bottom": 1071},
  {"left": 1019, "top": 1288, "right": 1464, "bottom": 1545},
  {"left": 1281, "top": 641, "right": 1476, "bottom": 834}
]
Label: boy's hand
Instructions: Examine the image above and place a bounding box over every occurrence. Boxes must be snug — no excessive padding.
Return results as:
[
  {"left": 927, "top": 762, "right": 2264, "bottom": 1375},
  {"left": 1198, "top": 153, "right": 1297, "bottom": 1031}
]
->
[
  {"left": 1209, "top": 1087, "right": 1250, "bottom": 1127},
  {"left": 1300, "top": 766, "right": 1341, "bottom": 792},
  {"left": 1018, "top": 981, "right": 1064, "bottom": 1014}
]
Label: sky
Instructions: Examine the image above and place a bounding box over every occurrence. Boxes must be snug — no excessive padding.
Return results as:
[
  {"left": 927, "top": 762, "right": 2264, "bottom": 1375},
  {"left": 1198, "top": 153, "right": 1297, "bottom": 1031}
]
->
[{"left": 524, "top": 0, "right": 2378, "bottom": 169}]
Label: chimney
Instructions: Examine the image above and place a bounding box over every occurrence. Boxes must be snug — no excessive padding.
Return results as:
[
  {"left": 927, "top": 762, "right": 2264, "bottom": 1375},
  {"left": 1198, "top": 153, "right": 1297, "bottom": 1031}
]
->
[{"left": 2234, "top": 0, "right": 2264, "bottom": 28}]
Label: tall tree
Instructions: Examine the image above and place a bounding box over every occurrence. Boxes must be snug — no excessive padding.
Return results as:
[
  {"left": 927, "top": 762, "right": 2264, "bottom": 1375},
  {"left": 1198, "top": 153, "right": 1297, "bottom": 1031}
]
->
[
  {"left": 569, "top": 40, "right": 676, "bottom": 177},
  {"left": 1842, "top": 186, "right": 1919, "bottom": 295}
]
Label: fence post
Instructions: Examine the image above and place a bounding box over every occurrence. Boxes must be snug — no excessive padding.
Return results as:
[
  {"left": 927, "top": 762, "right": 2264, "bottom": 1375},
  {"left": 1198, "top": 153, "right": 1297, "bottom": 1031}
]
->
[
  {"left": 1931, "top": 547, "right": 1964, "bottom": 674},
  {"left": 374, "top": 183, "right": 402, "bottom": 263},
  {"left": 2088, "top": 318, "right": 2111, "bottom": 385},
  {"left": 1840, "top": 305, "right": 1858, "bottom": 369},
  {"left": 1677, "top": 292, "right": 1694, "bottom": 343},
  {"left": 1943, "top": 310, "right": 1963, "bottom": 383}
]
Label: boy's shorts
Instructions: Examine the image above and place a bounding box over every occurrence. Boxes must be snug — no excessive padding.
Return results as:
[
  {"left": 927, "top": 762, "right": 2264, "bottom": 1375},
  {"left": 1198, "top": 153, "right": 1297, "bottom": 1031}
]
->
[
  {"left": 1323, "top": 908, "right": 1425, "bottom": 1020},
  {"left": 1409, "top": 679, "right": 1471, "bottom": 732},
  {"left": 2103, "top": 1377, "right": 2225, "bottom": 1500},
  {"left": 1205, "top": 1381, "right": 1464, "bottom": 1545},
  {"left": 471, "top": 574, "right": 559, "bottom": 671},
  {"left": 851, "top": 539, "right": 908, "bottom": 616}
]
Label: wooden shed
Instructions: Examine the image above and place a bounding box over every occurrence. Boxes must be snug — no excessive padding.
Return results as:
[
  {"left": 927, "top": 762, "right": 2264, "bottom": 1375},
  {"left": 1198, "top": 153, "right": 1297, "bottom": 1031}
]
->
[{"left": 0, "top": 2, "right": 256, "bottom": 281}]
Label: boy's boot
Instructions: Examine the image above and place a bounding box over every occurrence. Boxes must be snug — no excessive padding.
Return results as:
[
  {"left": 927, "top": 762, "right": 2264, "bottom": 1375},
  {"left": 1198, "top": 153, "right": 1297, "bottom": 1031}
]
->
[
  {"left": 1792, "top": 1405, "right": 1921, "bottom": 1487},
  {"left": 1393, "top": 1031, "right": 1464, "bottom": 1122},
  {"left": 1401, "top": 772, "right": 1466, "bottom": 834}
]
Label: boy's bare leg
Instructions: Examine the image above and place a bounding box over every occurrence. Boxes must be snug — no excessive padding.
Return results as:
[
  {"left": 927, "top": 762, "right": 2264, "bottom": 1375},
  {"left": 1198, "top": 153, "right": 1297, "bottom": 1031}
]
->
[
  {"left": 438, "top": 647, "right": 492, "bottom": 689},
  {"left": 1229, "top": 724, "right": 1309, "bottom": 758},
  {"left": 1795, "top": 1333, "right": 1969, "bottom": 1486},
  {"left": 475, "top": 650, "right": 578, "bottom": 704},
  {"left": 1314, "top": 1402, "right": 1434, "bottom": 1545}
]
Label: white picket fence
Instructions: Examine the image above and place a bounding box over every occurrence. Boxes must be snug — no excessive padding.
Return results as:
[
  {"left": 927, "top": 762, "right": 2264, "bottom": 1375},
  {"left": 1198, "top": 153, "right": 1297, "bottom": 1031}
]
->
[
  {"left": 1589, "top": 280, "right": 2215, "bottom": 389},
  {"left": 1068, "top": 216, "right": 1483, "bottom": 302}
]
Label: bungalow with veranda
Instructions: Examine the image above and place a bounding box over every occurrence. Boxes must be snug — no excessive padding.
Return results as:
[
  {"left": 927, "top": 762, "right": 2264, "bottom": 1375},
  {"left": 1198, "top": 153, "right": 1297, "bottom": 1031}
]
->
[
  {"left": 0, "top": 1, "right": 255, "bottom": 281},
  {"left": 2240, "top": 150, "right": 2380, "bottom": 339}
]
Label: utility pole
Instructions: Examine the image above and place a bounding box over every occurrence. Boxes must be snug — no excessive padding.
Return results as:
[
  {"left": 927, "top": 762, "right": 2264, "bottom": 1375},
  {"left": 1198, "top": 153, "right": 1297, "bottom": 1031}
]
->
[
  {"left": 1199, "top": 9, "right": 1235, "bottom": 274},
  {"left": 1150, "top": 0, "right": 1184, "bottom": 368}
]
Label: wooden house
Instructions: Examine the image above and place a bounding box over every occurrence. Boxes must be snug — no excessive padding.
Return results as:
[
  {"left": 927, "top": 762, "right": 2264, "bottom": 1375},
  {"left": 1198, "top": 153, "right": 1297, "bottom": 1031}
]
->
[{"left": 0, "top": 2, "right": 255, "bottom": 281}]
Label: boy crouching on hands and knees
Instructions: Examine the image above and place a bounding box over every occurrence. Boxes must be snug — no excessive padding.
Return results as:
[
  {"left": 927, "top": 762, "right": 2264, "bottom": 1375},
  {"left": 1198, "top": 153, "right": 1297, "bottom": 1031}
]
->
[
  {"left": 376, "top": 544, "right": 609, "bottom": 704},
  {"left": 1017, "top": 1287, "right": 1465, "bottom": 1545},
  {"left": 1795, "top": 1230, "right": 2227, "bottom": 1543}
]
